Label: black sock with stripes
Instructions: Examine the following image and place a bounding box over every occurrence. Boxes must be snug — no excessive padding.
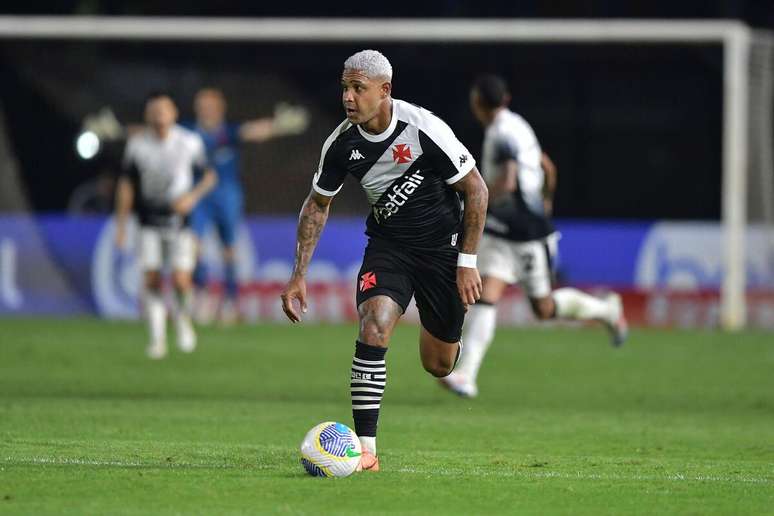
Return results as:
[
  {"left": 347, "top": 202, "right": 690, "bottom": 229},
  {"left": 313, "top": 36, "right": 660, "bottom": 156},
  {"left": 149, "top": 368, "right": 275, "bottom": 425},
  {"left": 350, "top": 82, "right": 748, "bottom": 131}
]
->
[{"left": 350, "top": 341, "right": 387, "bottom": 452}]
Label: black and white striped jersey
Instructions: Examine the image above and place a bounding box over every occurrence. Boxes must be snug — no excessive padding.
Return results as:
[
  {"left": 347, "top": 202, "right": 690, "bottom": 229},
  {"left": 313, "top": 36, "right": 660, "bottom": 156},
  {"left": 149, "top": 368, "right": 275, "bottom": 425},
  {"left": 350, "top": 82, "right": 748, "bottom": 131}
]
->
[
  {"left": 121, "top": 125, "right": 208, "bottom": 229},
  {"left": 313, "top": 99, "right": 476, "bottom": 250},
  {"left": 481, "top": 109, "right": 554, "bottom": 242}
]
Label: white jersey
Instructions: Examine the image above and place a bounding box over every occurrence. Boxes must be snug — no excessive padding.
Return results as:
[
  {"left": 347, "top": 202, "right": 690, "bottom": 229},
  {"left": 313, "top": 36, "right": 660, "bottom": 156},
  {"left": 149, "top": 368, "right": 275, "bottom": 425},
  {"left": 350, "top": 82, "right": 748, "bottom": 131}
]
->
[
  {"left": 481, "top": 109, "right": 553, "bottom": 242},
  {"left": 122, "top": 125, "right": 207, "bottom": 229}
]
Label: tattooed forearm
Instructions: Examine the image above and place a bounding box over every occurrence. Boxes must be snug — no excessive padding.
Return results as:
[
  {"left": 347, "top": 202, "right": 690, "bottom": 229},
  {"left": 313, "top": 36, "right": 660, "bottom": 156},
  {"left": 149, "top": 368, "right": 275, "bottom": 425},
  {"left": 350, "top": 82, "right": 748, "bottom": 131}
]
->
[
  {"left": 293, "top": 193, "right": 331, "bottom": 278},
  {"left": 455, "top": 169, "right": 489, "bottom": 255}
]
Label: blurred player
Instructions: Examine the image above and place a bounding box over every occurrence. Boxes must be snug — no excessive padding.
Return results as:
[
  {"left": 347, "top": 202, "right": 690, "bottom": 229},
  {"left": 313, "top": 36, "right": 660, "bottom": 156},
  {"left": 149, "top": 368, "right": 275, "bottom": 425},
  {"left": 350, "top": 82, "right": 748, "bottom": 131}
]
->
[
  {"left": 441, "top": 75, "right": 628, "bottom": 398},
  {"left": 188, "top": 88, "right": 309, "bottom": 324},
  {"left": 115, "top": 92, "right": 217, "bottom": 359},
  {"left": 280, "top": 50, "right": 488, "bottom": 471}
]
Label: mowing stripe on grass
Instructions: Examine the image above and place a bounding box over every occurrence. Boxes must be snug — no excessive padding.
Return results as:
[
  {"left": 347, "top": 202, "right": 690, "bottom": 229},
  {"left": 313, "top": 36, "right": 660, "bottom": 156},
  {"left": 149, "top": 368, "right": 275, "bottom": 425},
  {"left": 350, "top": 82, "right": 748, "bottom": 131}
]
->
[{"left": 3, "top": 456, "right": 773, "bottom": 486}]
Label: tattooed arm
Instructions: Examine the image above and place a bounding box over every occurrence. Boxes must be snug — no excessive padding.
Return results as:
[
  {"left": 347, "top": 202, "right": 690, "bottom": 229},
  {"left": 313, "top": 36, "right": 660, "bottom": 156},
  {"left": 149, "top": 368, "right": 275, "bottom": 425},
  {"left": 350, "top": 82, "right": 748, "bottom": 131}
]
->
[
  {"left": 451, "top": 167, "right": 489, "bottom": 307},
  {"left": 280, "top": 191, "right": 333, "bottom": 322}
]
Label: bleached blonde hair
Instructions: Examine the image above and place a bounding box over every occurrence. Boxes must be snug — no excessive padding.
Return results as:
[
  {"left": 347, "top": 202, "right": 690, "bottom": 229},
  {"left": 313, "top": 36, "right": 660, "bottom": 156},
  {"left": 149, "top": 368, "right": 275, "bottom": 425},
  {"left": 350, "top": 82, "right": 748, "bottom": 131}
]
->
[{"left": 343, "top": 50, "right": 393, "bottom": 81}]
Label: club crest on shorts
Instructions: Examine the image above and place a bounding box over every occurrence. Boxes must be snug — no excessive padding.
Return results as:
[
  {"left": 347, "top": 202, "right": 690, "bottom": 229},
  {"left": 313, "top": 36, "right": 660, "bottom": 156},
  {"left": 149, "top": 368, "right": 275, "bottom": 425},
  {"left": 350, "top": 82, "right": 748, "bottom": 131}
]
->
[{"left": 359, "top": 271, "right": 377, "bottom": 292}]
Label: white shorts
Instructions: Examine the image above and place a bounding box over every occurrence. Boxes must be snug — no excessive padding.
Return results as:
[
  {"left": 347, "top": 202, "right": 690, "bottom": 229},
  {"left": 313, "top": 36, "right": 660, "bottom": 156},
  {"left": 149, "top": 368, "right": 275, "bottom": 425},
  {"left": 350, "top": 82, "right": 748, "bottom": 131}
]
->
[
  {"left": 140, "top": 227, "right": 196, "bottom": 273},
  {"left": 477, "top": 232, "right": 559, "bottom": 299}
]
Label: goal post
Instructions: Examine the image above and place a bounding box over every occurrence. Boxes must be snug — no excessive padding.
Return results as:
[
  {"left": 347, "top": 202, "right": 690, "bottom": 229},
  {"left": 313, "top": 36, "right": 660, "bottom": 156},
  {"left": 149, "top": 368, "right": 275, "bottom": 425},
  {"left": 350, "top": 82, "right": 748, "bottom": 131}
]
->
[
  {"left": 722, "top": 25, "right": 750, "bottom": 330},
  {"left": 0, "top": 16, "right": 757, "bottom": 329}
]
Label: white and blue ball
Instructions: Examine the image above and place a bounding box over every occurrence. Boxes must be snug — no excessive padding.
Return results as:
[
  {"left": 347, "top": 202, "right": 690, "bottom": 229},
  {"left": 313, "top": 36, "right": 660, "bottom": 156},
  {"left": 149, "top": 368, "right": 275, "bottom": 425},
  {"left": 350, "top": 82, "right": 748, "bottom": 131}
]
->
[{"left": 299, "top": 422, "right": 361, "bottom": 478}]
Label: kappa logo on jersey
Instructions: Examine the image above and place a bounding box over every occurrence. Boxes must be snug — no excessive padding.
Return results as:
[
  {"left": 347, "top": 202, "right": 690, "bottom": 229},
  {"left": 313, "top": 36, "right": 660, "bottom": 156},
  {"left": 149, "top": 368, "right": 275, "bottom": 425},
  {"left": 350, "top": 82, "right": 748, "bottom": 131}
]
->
[
  {"left": 349, "top": 149, "right": 365, "bottom": 161},
  {"left": 392, "top": 144, "right": 412, "bottom": 164},
  {"left": 372, "top": 170, "right": 425, "bottom": 223},
  {"left": 459, "top": 154, "right": 468, "bottom": 167},
  {"left": 359, "top": 271, "right": 377, "bottom": 292}
]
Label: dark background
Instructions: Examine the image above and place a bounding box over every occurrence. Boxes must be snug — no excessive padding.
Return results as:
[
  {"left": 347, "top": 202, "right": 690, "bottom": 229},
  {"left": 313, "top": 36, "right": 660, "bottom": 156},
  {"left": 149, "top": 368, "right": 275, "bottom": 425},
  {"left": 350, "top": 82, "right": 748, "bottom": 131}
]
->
[
  {"left": 2, "top": 0, "right": 773, "bottom": 28},
  {"left": 0, "top": 1, "right": 768, "bottom": 219}
]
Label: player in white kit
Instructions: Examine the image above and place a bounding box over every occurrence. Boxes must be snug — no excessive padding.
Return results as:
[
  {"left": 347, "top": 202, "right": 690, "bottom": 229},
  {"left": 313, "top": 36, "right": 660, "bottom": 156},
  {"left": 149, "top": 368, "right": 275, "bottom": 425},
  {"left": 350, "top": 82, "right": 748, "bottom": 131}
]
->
[
  {"left": 441, "top": 75, "right": 628, "bottom": 397},
  {"left": 115, "top": 92, "right": 217, "bottom": 359}
]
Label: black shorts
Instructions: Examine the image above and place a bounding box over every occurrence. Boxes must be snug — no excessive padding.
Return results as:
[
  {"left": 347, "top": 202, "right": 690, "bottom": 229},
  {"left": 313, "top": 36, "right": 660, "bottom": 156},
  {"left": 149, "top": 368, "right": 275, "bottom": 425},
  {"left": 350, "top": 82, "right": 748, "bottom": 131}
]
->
[{"left": 355, "top": 240, "right": 465, "bottom": 343}]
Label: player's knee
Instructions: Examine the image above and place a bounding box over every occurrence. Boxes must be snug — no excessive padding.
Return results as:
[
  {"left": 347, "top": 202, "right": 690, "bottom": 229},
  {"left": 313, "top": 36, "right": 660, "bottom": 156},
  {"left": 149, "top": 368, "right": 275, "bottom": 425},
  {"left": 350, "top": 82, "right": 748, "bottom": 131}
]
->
[
  {"left": 222, "top": 246, "right": 236, "bottom": 262},
  {"left": 357, "top": 296, "right": 401, "bottom": 346},
  {"left": 530, "top": 297, "right": 555, "bottom": 320},
  {"left": 359, "top": 321, "right": 391, "bottom": 347},
  {"left": 358, "top": 311, "right": 392, "bottom": 347},
  {"left": 173, "top": 271, "right": 192, "bottom": 292},
  {"left": 145, "top": 272, "right": 163, "bottom": 292}
]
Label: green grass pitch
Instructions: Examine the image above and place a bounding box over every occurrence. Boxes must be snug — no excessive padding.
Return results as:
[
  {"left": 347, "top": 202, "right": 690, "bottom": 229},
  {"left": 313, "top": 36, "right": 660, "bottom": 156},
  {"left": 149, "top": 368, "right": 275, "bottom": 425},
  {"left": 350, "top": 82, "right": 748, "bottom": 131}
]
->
[{"left": 1, "top": 318, "right": 773, "bottom": 514}]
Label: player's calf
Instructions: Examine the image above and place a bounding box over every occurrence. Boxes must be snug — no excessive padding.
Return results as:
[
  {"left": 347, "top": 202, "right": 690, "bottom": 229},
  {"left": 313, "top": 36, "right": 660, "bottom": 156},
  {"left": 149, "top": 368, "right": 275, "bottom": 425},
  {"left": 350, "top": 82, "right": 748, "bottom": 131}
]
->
[
  {"left": 172, "top": 270, "right": 197, "bottom": 353},
  {"left": 419, "top": 327, "right": 461, "bottom": 378},
  {"left": 143, "top": 270, "right": 167, "bottom": 359},
  {"left": 351, "top": 341, "right": 387, "bottom": 458},
  {"left": 421, "top": 356, "right": 456, "bottom": 378}
]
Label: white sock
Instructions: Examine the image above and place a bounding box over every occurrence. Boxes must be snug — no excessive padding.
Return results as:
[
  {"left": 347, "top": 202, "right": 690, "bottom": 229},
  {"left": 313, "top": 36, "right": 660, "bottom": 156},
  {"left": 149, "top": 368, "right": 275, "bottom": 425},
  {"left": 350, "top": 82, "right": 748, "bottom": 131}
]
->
[
  {"left": 455, "top": 303, "right": 497, "bottom": 383},
  {"left": 553, "top": 287, "right": 615, "bottom": 322},
  {"left": 145, "top": 291, "right": 166, "bottom": 345},
  {"left": 359, "top": 436, "right": 376, "bottom": 455}
]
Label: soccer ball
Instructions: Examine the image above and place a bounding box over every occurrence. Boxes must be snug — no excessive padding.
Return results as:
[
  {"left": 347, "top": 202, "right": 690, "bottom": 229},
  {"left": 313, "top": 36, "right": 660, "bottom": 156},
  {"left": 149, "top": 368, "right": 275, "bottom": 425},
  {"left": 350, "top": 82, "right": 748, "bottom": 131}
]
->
[{"left": 299, "top": 422, "right": 362, "bottom": 477}]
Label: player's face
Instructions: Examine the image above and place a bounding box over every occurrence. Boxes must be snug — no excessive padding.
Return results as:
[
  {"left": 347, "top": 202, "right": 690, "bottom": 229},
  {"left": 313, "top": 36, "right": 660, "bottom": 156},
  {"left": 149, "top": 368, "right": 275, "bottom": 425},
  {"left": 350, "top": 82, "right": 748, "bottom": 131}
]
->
[
  {"left": 469, "top": 89, "right": 488, "bottom": 126},
  {"left": 145, "top": 97, "right": 178, "bottom": 134},
  {"left": 341, "top": 70, "right": 390, "bottom": 125},
  {"left": 194, "top": 90, "right": 226, "bottom": 126}
]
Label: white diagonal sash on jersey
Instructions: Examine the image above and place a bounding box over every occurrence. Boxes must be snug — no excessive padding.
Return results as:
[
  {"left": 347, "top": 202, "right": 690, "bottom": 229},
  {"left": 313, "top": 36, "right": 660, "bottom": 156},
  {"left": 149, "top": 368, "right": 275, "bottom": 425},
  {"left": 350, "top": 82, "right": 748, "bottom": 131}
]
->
[
  {"left": 369, "top": 162, "right": 430, "bottom": 225},
  {"left": 359, "top": 125, "right": 424, "bottom": 205}
]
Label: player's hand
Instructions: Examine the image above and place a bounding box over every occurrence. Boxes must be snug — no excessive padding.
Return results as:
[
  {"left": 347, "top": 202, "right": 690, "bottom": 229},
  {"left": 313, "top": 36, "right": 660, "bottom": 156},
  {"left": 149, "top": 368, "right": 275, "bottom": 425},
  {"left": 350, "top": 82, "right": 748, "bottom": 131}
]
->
[
  {"left": 172, "top": 193, "right": 197, "bottom": 215},
  {"left": 280, "top": 274, "right": 308, "bottom": 323},
  {"left": 543, "top": 198, "right": 553, "bottom": 216},
  {"left": 273, "top": 103, "right": 310, "bottom": 136},
  {"left": 456, "top": 266, "right": 482, "bottom": 308}
]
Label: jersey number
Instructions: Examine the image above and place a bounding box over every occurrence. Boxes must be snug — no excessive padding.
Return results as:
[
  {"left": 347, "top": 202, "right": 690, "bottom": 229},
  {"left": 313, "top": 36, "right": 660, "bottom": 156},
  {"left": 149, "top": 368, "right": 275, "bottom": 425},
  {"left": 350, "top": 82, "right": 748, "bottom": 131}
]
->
[{"left": 519, "top": 252, "right": 535, "bottom": 273}]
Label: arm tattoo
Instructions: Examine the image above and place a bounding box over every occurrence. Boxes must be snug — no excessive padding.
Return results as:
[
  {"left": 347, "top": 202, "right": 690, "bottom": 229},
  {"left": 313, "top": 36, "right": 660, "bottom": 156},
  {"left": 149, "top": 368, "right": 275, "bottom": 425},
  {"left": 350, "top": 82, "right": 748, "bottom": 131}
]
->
[
  {"left": 293, "top": 196, "right": 330, "bottom": 277},
  {"left": 458, "top": 174, "right": 488, "bottom": 255}
]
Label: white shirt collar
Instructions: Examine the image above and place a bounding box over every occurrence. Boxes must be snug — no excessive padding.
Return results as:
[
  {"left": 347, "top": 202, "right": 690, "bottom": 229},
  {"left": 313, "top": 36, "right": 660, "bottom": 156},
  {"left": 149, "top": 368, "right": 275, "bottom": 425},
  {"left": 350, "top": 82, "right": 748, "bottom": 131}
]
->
[{"left": 357, "top": 99, "right": 398, "bottom": 143}]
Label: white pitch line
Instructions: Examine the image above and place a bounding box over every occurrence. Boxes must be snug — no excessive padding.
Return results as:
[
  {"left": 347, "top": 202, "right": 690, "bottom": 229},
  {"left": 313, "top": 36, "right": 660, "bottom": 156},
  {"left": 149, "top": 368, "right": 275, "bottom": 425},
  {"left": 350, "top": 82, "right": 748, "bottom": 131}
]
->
[
  {"left": 393, "top": 466, "right": 774, "bottom": 485},
  {"left": 2, "top": 456, "right": 245, "bottom": 470}
]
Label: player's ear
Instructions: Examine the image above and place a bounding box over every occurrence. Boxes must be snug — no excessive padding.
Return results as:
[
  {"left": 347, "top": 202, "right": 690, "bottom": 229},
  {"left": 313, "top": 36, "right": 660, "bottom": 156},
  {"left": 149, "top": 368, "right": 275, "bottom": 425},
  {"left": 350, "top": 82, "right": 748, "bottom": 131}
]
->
[{"left": 381, "top": 81, "right": 392, "bottom": 98}]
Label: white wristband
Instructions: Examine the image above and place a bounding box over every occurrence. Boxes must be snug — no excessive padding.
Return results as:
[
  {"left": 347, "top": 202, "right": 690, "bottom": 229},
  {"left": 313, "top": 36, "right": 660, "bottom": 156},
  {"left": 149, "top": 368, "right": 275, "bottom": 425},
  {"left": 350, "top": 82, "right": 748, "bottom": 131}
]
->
[{"left": 457, "top": 253, "right": 477, "bottom": 268}]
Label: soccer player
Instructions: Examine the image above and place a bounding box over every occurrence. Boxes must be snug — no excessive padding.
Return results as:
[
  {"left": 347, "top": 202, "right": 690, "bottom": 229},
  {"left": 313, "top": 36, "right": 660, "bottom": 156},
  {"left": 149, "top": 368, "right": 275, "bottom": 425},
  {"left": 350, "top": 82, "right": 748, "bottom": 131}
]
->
[
  {"left": 280, "top": 50, "right": 488, "bottom": 471},
  {"left": 440, "top": 75, "right": 628, "bottom": 398},
  {"left": 188, "top": 88, "right": 309, "bottom": 324},
  {"left": 115, "top": 92, "right": 217, "bottom": 359}
]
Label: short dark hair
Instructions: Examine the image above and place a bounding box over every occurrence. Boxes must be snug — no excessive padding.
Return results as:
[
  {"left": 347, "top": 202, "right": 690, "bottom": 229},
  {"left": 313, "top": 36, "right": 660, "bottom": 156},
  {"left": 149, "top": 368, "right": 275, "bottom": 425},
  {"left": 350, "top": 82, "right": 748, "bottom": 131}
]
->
[
  {"left": 473, "top": 75, "right": 509, "bottom": 109},
  {"left": 144, "top": 90, "right": 175, "bottom": 106}
]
